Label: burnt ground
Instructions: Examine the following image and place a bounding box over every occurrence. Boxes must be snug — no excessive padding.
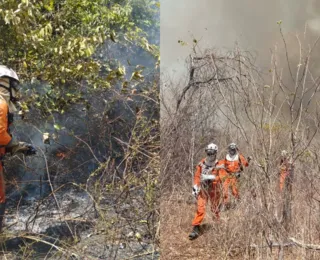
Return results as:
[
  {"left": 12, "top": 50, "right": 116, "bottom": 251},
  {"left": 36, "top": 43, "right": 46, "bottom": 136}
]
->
[{"left": 0, "top": 186, "right": 159, "bottom": 259}]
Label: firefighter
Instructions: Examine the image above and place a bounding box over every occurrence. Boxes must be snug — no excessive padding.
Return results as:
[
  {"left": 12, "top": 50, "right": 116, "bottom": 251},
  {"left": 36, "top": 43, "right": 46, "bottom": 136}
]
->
[
  {"left": 279, "top": 150, "right": 292, "bottom": 191},
  {"left": 189, "top": 143, "right": 225, "bottom": 240},
  {"left": 0, "top": 65, "right": 36, "bottom": 231},
  {"left": 220, "top": 143, "right": 251, "bottom": 205}
]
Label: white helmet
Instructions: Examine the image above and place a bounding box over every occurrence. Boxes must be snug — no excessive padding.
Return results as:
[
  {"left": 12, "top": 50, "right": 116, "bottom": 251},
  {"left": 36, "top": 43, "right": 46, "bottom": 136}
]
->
[
  {"left": 228, "top": 143, "right": 237, "bottom": 150},
  {"left": 205, "top": 143, "right": 218, "bottom": 154},
  {"left": 0, "top": 65, "right": 19, "bottom": 82},
  {"left": 0, "top": 65, "right": 20, "bottom": 104}
]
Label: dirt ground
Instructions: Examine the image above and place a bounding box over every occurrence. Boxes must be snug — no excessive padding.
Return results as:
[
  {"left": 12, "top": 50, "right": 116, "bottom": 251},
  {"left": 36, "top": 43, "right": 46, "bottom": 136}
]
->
[
  {"left": 160, "top": 195, "right": 242, "bottom": 260},
  {"left": 159, "top": 192, "right": 320, "bottom": 260}
]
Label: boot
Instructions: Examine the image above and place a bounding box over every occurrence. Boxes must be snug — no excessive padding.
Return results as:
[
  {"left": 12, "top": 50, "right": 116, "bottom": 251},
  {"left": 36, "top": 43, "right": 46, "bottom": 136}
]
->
[
  {"left": 0, "top": 202, "right": 6, "bottom": 232},
  {"left": 188, "top": 225, "right": 200, "bottom": 240}
]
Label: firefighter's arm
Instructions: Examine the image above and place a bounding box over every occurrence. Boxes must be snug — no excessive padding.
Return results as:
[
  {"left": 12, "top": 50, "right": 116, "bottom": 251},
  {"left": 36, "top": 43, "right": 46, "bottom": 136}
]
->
[
  {"left": 215, "top": 159, "right": 227, "bottom": 182},
  {"left": 240, "top": 154, "right": 249, "bottom": 167},
  {"left": 0, "top": 105, "right": 36, "bottom": 156},
  {"left": 193, "top": 164, "right": 201, "bottom": 186},
  {"left": 212, "top": 168, "right": 220, "bottom": 182},
  {"left": 192, "top": 164, "right": 202, "bottom": 198},
  {"left": 5, "top": 138, "right": 36, "bottom": 155},
  {"left": 0, "top": 101, "right": 12, "bottom": 146}
]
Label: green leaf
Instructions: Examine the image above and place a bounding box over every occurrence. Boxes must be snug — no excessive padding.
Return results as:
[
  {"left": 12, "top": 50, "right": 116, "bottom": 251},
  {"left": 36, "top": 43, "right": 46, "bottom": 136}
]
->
[
  {"left": 0, "top": 0, "right": 159, "bottom": 117},
  {"left": 54, "top": 124, "right": 62, "bottom": 130},
  {"left": 131, "top": 70, "right": 144, "bottom": 81}
]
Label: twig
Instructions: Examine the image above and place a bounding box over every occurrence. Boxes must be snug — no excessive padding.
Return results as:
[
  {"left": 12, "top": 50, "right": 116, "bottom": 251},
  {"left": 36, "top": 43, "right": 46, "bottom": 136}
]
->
[
  {"left": 289, "top": 237, "right": 320, "bottom": 250},
  {"left": 36, "top": 146, "right": 74, "bottom": 238},
  {"left": 279, "top": 25, "right": 294, "bottom": 83},
  {"left": 250, "top": 242, "right": 294, "bottom": 249},
  {"left": 125, "top": 250, "right": 156, "bottom": 259},
  {"left": 21, "top": 235, "right": 79, "bottom": 259},
  {"left": 251, "top": 237, "right": 320, "bottom": 251},
  {"left": 73, "top": 135, "right": 101, "bottom": 164},
  {"left": 113, "top": 136, "right": 154, "bottom": 159}
]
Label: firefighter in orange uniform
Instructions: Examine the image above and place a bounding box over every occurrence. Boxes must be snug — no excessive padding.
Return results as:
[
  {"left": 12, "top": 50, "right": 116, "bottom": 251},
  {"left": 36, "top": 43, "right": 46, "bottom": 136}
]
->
[
  {"left": 279, "top": 150, "right": 292, "bottom": 191},
  {"left": 189, "top": 143, "right": 225, "bottom": 240},
  {"left": 220, "top": 143, "right": 251, "bottom": 205},
  {"left": 0, "top": 65, "right": 36, "bottom": 231}
]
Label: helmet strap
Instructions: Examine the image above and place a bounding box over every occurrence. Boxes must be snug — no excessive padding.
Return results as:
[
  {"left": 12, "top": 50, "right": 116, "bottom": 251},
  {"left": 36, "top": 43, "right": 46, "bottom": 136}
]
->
[
  {"left": 9, "top": 87, "right": 17, "bottom": 102},
  {"left": 0, "top": 82, "right": 17, "bottom": 102}
]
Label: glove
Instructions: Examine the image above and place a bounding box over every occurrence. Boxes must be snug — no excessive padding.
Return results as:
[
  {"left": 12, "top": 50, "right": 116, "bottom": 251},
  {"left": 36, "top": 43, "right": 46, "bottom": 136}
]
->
[
  {"left": 247, "top": 156, "right": 252, "bottom": 162},
  {"left": 192, "top": 185, "right": 200, "bottom": 198},
  {"left": 200, "top": 174, "right": 216, "bottom": 182},
  {"left": 235, "top": 172, "right": 241, "bottom": 178},
  {"left": 23, "top": 144, "right": 37, "bottom": 156},
  {"left": 12, "top": 142, "right": 37, "bottom": 156}
]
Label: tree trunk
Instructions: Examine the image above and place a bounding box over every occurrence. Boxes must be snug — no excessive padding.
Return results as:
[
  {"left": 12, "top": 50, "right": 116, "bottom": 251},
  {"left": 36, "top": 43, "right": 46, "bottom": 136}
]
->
[{"left": 283, "top": 166, "right": 294, "bottom": 231}]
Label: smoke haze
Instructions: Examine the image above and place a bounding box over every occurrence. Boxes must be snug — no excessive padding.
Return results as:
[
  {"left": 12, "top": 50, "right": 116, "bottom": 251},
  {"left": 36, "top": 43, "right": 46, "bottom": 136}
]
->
[{"left": 161, "top": 0, "right": 320, "bottom": 80}]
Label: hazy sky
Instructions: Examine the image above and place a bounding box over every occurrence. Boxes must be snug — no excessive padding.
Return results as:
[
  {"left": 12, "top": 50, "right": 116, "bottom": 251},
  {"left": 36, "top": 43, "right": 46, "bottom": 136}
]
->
[{"left": 161, "top": 0, "right": 320, "bottom": 81}]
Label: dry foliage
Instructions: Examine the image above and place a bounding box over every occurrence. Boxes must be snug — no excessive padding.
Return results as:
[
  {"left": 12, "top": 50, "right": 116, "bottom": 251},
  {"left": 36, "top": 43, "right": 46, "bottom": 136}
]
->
[{"left": 160, "top": 32, "right": 320, "bottom": 259}]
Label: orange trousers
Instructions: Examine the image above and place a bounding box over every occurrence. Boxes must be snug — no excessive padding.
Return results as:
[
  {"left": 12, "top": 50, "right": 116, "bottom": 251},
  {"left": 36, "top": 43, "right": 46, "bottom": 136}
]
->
[
  {"left": 192, "top": 183, "right": 221, "bottom": 226},
  {"left": 0, "top": 148, "right": 5, "bottom": 204},
  {"left": 279, "top": 171, "right": 289, "bottom": 191},
  {"left": 0, "top": 165, "right": 5, "bottom": 204},
  {"left": 223, "top": 176, "right": 239, "bottom": 203}
]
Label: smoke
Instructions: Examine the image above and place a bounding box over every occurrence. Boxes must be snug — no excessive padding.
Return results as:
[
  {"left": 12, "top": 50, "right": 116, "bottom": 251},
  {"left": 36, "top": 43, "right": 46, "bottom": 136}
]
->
[{"left": 161, "top": 0, "right": 320, "bottom": 79}]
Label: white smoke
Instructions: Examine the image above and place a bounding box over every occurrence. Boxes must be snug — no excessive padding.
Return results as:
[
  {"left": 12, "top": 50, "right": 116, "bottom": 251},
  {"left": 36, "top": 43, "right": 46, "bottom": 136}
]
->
[{"left": 161, "top": 0, "right": 320, "bottom": 79}]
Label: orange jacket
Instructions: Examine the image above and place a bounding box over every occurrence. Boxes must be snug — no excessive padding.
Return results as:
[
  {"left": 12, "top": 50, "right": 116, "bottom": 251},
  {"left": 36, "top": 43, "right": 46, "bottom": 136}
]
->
[
  {"left": 220, "top": 153, "right": 249, "bottom": 173},
  {"left": 0, "top": 99, "right": 11, "bottom": 148},
  {"left": 194, "top": 158, "right": 221, "bottom": 186}
]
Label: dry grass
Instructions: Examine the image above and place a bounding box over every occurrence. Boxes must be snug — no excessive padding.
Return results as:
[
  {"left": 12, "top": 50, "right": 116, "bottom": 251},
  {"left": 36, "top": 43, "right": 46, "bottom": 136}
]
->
[
  {"left": 160, "top": 183, "right": 320, "bottom": 260},
  {"left": 160, "top": 37, "right": 320, "bottom": 259}
]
